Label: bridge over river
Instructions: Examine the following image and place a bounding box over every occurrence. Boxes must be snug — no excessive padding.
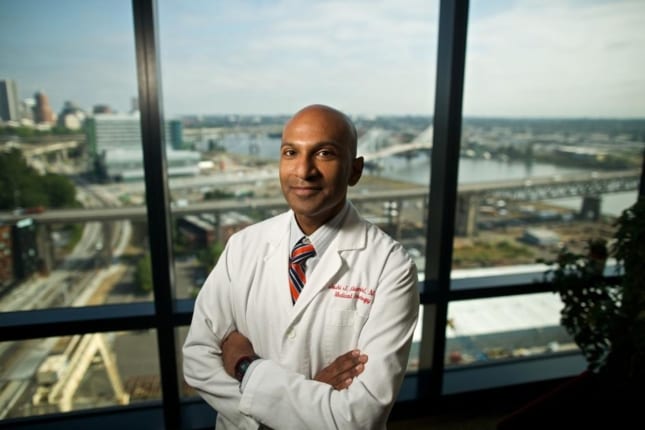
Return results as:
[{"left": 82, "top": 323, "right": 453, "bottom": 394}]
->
[{"left": 0, "top": 169, "right": 638, "bottom": 226}]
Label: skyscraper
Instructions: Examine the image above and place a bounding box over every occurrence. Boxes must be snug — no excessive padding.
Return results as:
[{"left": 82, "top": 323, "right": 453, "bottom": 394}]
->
[
  {"left": 33, "top": 90, "right": 55, "bottom": 124},
  {"left": 0, "top": 79, "right": 20, "bottom": 122}
]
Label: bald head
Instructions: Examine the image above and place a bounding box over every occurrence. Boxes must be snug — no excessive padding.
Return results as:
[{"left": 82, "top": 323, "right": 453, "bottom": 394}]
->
[{"left": 283, "top": 104, "right": 358, "bottom": 158}]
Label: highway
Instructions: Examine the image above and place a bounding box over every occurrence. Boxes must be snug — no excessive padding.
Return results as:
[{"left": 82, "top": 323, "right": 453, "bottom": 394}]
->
[{"left": 0, "top": 184, "right": 132, "bottom": 418}]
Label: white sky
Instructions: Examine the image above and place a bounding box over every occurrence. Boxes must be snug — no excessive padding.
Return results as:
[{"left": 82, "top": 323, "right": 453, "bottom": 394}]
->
[{"left": 0, "top": 0, "right": 643, "bottom": 118}]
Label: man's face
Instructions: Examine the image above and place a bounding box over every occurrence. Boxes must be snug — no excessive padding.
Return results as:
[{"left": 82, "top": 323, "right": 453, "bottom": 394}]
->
[{"left": 279, "top": 107, "right": 363, "bottom": 234}]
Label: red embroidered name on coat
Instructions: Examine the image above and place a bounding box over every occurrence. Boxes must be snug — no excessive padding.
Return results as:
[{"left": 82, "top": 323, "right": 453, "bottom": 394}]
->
[{"left": 327, "top": 284, "right": 375, "bottom": 304}]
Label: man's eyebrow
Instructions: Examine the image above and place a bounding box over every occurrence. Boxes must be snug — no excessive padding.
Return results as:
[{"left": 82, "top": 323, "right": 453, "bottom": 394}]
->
[{"left": 281, "top": 140, "right": 342, "bottom": 147}]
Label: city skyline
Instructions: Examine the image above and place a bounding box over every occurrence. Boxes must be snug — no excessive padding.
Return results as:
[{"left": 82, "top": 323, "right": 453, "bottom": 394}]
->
[{"left": 0, "top": 0, "right": 644, "bottom": 119}]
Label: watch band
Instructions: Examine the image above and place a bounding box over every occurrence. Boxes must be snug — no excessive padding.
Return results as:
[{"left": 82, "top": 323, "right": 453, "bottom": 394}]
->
[{"left": 234, "top": 354, "right": 259, "bottom": 382}]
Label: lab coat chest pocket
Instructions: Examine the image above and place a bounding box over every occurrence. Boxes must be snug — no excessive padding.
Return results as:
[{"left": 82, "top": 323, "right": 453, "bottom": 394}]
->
[{"left": 322, "top": 307, "right": 368, "bottom": 364}]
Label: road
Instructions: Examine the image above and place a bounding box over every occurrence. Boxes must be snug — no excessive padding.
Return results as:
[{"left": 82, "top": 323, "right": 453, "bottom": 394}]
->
[{"left": 0, "top": 183, "right": 133, "bottom": 418}]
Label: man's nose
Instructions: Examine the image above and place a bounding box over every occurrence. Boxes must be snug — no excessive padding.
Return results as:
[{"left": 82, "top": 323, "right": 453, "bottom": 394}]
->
[{"left": 294, "top": 155, "right": 316, "bottom": 178}]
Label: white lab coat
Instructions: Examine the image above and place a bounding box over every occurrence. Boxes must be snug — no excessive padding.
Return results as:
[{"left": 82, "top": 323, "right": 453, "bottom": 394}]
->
[{"left": 183, "top": 202, "right": 419, "bottom": 430}]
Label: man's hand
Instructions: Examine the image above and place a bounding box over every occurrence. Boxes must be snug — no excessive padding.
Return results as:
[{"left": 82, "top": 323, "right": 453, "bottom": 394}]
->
[
  {"left": 221, "top": 330, "right": 255, "bottom": 378},
  {"left": 314, "top": 350, "right": 368, "bottom": 390}
]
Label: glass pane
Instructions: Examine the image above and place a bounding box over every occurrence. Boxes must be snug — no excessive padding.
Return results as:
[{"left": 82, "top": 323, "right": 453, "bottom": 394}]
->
[
  {"left": 455, "top": 1, "right": 644, "bottom": 279},
  {"left": 157, "top": 0, "right": 439, "bottom": 299},
  {"left": 176, "top": 326, "right": 197, "bottom": 399},
  {"left": 0, "top": 330, "right": 160, "bottom": 419},
  {"left": 444, "top": 293, "right": 575, "bottom": 366},
  {"left": 0, "top": 1, "right": 150, "bottom": 309}
]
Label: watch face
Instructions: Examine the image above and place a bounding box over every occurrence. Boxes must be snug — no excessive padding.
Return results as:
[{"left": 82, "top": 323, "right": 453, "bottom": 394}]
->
[{"left": 235, "top": 355, "right": 258, "bottom": 382}]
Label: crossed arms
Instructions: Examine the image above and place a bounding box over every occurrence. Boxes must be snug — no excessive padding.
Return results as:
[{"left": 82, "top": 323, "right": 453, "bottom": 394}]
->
[{"left": 221, "top": 330, "right": 368, "bottom": 390}]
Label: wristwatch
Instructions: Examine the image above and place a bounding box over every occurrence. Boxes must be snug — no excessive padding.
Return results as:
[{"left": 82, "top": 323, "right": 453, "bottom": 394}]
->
[{"left": 234, "top": 354, "right": 260, "bottom": 382}]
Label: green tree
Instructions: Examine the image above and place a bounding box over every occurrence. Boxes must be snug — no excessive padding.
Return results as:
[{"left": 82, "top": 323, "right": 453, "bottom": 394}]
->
[
  {"left": 41, "top": 173, "right": 77, "bottom": 208},
  {"left": 203, "top": 189, "right": 234, "bottom": 200},
  {"left": 135, "top": 253, "right": 153, "bottom": 293},
  {"left": 0, "top": 148, "right": 77, "bottom": 210},
  {"left": 0, "top": 148, "right": 41, "bottom": 209}
]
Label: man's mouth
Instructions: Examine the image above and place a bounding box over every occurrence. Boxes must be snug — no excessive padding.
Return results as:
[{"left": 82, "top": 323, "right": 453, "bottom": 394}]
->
[{"left": 291, "top": 186, "right": 320, "bottom": 197}]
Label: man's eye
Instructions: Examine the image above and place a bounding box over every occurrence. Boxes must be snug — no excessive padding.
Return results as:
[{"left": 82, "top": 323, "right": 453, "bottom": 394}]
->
[
  {"left": 317, "top": 149, "right": 334, "bottom": 157},
  {"left": 282, "top": 149, "right": 296, "bottom": 157}
]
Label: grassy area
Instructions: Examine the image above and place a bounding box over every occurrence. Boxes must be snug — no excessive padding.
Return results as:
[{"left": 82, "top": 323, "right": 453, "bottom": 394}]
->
[
  {"left": 453, "top": 239, "right": 536, "bottom": 268},
  {"left": 358, "top": 174, "right": 419, "bottom": 190}
]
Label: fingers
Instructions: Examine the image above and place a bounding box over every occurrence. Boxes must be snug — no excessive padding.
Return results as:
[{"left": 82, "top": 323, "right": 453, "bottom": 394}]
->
[
  {"left": 342, "top": 350, "right": 369, "bottom": 372},
  {"left": 331, "top": 350, "right": 368, "bottom": 390},
  {"left": 333, "top": 365, "right": 364, "bottom": 390},
  {"left": 221, "top": 331, "right": 256, "bottom": 378},
  {"left": 313, "top": 349, "right": 368, "bottom": 390}
]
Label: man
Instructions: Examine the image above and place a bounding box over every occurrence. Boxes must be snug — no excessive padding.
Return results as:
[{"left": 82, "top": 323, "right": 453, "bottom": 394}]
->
[{"left": 183, "top": 104, "right": 419, "bottom": 429}]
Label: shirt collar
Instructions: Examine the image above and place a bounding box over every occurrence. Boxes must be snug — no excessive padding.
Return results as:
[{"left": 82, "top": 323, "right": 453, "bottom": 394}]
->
[{"left": 289, "top": 201, "right": 350, "bottom": 256}]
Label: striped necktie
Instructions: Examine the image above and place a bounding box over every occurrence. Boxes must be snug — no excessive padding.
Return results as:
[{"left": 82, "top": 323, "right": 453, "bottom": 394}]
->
[{"left": 289, "top": 236, "right": 316, "bottom": 304}]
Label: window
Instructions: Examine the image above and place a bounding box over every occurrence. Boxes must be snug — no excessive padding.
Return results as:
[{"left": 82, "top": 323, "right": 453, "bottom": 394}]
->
[
  {"left": 157, "top": 0, "right": 439, "bottom": 294},
  {"left": 0, "top": 0, "right": 642, "bottom": 428},
  {"left": 444, "top": 0, "right": 645, "bottom": 370},
  {"left": 0, "top": 0, "right": 162, "bottom": 420},
  {"left": 458, "top": 0, "right": 644, "bottom": 274}
]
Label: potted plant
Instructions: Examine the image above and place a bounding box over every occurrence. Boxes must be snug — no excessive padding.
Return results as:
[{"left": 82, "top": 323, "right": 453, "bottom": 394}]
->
[
  {"left": 546, "top": 198, "right": 645, "bottom": 383},
  {"left": 605, "top": 197, "right": 645, "bottom": 386},
  {"left": 546, "top": 237, "right": 618, "bottom": 373},
  {"left": 499, "top": 199, "right": 645, "bottom": 429},
  {"left": 546, "top": 199, "right": 644, "bottom": 411}
]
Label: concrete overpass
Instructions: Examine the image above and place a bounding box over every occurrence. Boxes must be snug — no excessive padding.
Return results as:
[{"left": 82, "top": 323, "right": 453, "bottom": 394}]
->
[
  {"left": 0, "top": 170, "right": 638, "bottom": 226},
  {"left": 2, "top": 140, "right": 85, "bottom": 175}
]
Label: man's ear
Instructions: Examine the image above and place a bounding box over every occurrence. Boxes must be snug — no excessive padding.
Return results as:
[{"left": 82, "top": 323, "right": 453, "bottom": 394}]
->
[{"left": 349, "top": 156, "right": 364, "bottom": 186}]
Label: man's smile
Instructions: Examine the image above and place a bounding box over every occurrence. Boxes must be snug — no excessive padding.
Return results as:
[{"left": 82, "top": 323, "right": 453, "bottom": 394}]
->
[{"left": 290, "top": 185, "right": 321, "bottom": 197}]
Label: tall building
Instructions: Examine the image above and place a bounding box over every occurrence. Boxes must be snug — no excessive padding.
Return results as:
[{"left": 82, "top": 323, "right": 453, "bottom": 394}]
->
[
  {"left": 11, "top": 218, "right": 39, "bottom": 280},
  {"left": 33, "top": 90, "right": 55, "bottom": 124},
  {"left": 0, "top": 223, "right": 13, "bottom": 287},
  {"left": 0, "top": 79, "right": 20, "bottom": 122},
  {"left": 130, "top": 97, "right": 139, "bottom": 114},
  {"left": 20, "top": 98, "right": 35, "bottom": 122},
  {"left": 85, "top": 113, "right": 146, "bottom": 156},
  {"left": 168, "top": 119, "right": 183, "bottom": 150}
]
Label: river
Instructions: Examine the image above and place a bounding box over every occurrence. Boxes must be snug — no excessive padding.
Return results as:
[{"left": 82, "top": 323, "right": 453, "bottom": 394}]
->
[{"left": 219, "top": 133, "right": 639, "bottom": 217}]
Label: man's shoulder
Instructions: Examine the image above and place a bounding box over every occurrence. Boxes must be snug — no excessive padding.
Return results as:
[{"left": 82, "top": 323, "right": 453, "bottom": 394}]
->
[
  {"left": 344, "top": 206, "right": 410, "bottom": 255},
  {"left": 350, "top": 208, "right": 399, "bottom": 244},
  {"left": 364, "top": 222, "right": 409, "bottom": 256},
  {"left": 229, "top": 210, "right": 290, "bottom": 242}
]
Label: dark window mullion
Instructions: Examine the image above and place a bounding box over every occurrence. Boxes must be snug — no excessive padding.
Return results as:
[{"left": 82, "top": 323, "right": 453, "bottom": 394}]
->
[
  {"left": 420, "top": 0, "right": 470, "bottom": 400},
  {"left": 637, "top": 149, "right": 645, "bottom": 199},
  {"left": 132, "top": 0, "right": 180, "bottom": 428}
]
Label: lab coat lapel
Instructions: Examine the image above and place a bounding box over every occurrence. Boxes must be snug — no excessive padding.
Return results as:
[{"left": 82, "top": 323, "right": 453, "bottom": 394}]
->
[{"left": 262, "top": 214, "right": 293, "bottom": 321}]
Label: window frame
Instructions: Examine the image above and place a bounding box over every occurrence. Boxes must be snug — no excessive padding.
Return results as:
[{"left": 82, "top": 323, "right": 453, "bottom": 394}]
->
[{"left": 1, "top": 0, "right": 643, "bottom": 428}]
